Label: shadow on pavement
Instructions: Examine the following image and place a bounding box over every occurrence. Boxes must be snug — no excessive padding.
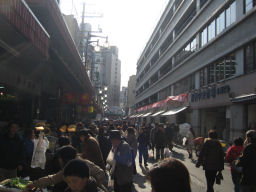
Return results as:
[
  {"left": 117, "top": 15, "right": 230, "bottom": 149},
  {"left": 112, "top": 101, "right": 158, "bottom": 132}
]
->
[{"left": 133, "top": 168, "right": 148, "bottom": 190}]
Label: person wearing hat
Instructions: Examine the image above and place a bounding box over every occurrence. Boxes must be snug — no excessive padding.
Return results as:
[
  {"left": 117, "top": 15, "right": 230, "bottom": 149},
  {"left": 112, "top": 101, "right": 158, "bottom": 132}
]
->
[
  {"left": 109, "top": 130, "right": 133, "bottom": 192},
  {"left": 236, "top": 130, "right": 256, "bottom": 192},
  {"left": 64, "top": 159, "right": 103, "bottom": 192},
  {"left": 79, "top": 129, "right": 105, "bottom": 170}
]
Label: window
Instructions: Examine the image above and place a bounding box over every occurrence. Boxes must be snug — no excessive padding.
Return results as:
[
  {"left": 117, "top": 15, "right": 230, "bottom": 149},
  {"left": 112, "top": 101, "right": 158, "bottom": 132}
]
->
[
  {"left": 226, "top": 2, "right": 236, "bottom": 27},
  {"left": 207, "top": 63, "right": 215, "bottom": 84},
  {"left": 216, "top": 60, "right": 225, "bottom": 81},
  {"left": 225, "top": 54, "right": 236, "bottom": 79},
  {"left": 200, "top": 68, "right": 207, "bottom": 87},
  {"left": 201, "top": 27, "right": 207, "bottom": 46},
  {"left": 245, "top": 43, "right": 255, "bottom": 73},
  {"left": 216, "top": 12, "right": 225, "bottom": 35},
  {"left": 191, "top": 38, "right": 197, "bottom": 51},
  {"left": 245, "top": 0, "right": 255, "bottom": 12},
  {"left": 208, "top": 20, "right": 216, "bottom": 41}
]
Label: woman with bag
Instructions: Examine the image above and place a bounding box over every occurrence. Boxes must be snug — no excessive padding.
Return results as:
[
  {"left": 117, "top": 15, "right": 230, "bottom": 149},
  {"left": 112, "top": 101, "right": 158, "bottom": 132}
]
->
[{"left": 225, "top": 137, "right": 244, "bottom": 192}]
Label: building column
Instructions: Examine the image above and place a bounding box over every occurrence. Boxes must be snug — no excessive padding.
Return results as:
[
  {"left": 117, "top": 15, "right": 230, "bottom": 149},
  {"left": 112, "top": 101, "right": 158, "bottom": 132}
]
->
[
  {"left": 230, "top": 104, "right": 246, "bottom": 141},
  {"left": 191, "top": 109, "right": 200, "bottom": 136}
]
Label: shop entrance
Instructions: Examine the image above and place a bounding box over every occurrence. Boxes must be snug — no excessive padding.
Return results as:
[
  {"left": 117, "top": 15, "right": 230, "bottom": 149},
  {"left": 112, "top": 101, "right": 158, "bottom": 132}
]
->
[{"left": 200, "top": 107, "right": 226, "bottom": 139}]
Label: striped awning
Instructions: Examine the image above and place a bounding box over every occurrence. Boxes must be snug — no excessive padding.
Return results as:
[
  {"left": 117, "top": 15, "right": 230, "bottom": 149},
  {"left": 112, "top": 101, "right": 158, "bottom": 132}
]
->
[
  {"left": 142, "top": 112, "right": 152, "bottom": 117},
  {"left": 151, "top": 110, "right": 166, "bottom": 116},
  {"left": 231, "top": 93, "right": 256, "bottom": 103}
]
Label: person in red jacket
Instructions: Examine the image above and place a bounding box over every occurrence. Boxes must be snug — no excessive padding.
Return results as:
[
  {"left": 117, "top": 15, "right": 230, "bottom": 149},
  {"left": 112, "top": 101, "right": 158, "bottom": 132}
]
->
[{"left": 225, "top": 137, "right": 244, "bottom": 192}]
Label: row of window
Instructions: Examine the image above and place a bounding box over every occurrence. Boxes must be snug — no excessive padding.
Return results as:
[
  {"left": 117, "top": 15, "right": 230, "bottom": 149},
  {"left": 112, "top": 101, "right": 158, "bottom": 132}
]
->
[
  {"left": 245, "top": 41, "right": 256, "bottom": 73},
  {"left": 201, "top": 1, "right": 236, "bottom": 47},
  {"left": 245, "top": 0, "right": 256, "bottom": 13},
  {"left": 199, "top": 53, "right": 236, "bottom": 87},
  {"left": 137, "top": 1, "right": 237, "bottom": 96}
]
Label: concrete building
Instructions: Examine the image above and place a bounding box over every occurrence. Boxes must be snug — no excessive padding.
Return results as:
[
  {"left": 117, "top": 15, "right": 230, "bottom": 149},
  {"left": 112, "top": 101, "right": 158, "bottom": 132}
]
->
[
  {"left": 127, "top": 75, "right": 136, "bottom": 115},
  {"left": 63, "top": 14, "right": 80, "bottom": 48},
  {"left": 104, "top": 46, "right": 121, "bottom": 108},
  {"left": 120, "top": 86, "right": 128, "bottom": 115},
  {"left": 135, "top": 0, "right": 256, "bottom": 141}
]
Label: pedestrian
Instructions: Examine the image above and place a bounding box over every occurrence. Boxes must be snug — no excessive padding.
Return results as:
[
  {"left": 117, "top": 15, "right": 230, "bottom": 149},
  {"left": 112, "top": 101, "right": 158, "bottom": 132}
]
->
[
  {"left": 22, "top": 129, "right": 35, "bottom": 177},
  {"left": 196, "top": 130, "right": 224, "bottom": 192},
  {"left": 25, "top": 146, "right": 106, "bottom": 192},
  {"left": 147, "top": 158, "right": 191, "bottom": 192},
  {"left": 150, "top": 124, "right": 156, "bottom": 158},
  {"left": 235, "top": 130, "right": 256, "bottom": 192},
  {"left": 138, "top": 127, "right": 149, "bottom": 167},
  {"left": 125, "top": 127, "right": 138, "bottom": 173},
  {"left": 225, "top": 137, "right": 244, "bottom": 192},
  {"left": 165, "top": 123, "right": 174, "bottom": 151},
  {"left": 97, "top": 127, "right": 112, "bottom": 165},
  {"left": 154, "top": 124, "right": 166, "bottom": 160},
  {"left": 0, "top": 121, "right": 24, "bottom": 181},
  {"left": 186, "top": 127, "right": 195, "bottom": 158},
  {"left": 109, "top": 130, "right": 133, "bottom": 192},
  {"left": 79, "top": 129, "right": 105, "bottom": 170},
  {"left": 64, "top": 159, "right": 103, "bottom": 192}
]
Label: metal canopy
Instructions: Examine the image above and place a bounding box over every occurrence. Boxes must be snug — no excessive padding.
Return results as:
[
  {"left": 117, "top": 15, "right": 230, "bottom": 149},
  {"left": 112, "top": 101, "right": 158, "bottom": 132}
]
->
[
  {"left": 151, "top": 110, "right": 166, "bottom": 116},
  {"left": 231, "top": 93, "right": 256, "bottom": 103},
  {"left": 161, "top": 107, "right": 188, "bottom": 116},
  {"left": 142, "top": 112, "right": 152, "bottom": 117}
]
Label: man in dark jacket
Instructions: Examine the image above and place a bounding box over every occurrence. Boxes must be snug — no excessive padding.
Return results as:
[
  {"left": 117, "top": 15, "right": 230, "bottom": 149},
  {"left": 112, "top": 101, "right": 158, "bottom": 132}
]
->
[
  {"left": 0, "top": 121, "right": 24, "bottom": 181},
  {"left": 236, "top": 130, "right": 256, "bottom": 192},
  {"left": 196, "top": 130, "right": 224, "bottom": 192},
  {"left": 154, "top": 124, "right": 166, "bottom": 160},
  {"left": 109, "top": 130, "right": 133, "bottom": 192}
]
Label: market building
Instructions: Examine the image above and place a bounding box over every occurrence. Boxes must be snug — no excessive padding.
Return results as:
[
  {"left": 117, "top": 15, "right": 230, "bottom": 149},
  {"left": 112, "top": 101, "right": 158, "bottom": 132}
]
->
[
  {"left": 134, "top": 0, "right": 256, "bottom": 141},
  {"left": 0, "top": 0, "right": 94, "bottom": 125}
]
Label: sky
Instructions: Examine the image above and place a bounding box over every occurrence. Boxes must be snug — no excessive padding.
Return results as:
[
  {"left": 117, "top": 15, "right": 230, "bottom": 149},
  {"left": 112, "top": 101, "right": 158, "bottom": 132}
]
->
[{"left": 60, "top": 0, "right": 169, "bottom": 87}]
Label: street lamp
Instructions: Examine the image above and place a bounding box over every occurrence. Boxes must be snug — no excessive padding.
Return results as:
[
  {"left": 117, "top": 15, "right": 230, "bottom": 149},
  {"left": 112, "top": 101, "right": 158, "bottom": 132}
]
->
[{"left": 104, "top": 86, "right": 108, "bottom": 91}]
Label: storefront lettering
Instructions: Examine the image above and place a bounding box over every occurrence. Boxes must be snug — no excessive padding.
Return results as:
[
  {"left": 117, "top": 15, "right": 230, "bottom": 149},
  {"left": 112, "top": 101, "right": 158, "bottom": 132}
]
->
[{"left": 191, "top": 85, "right": 230, "bottom": 102}]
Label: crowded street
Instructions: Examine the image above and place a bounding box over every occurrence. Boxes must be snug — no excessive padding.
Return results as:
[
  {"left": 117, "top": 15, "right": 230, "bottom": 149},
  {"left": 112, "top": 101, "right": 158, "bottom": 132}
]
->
[{"left": 1, "top": 0, "right": 256, "bottom": 192}]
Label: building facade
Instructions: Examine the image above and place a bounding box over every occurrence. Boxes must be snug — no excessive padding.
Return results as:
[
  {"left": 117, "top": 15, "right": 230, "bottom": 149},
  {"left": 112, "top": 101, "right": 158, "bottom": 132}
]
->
[
  {"left": 120, "top": 86, "right": 128, "bottom": 115},
  {"left": 135, "top": 0, "right": 256, "bottom": 141},
  {"left": 127, "top": 75, "right": 136, "bottom": 115},
  {"left": 104, "top": 46, "right": 121, "bottom": 108}
]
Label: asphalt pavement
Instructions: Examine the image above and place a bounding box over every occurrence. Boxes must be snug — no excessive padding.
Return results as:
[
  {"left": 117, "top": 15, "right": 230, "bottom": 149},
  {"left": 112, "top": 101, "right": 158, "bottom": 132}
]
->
[{"left": 133, "top": 146, "right": 234, "bottom": 192}]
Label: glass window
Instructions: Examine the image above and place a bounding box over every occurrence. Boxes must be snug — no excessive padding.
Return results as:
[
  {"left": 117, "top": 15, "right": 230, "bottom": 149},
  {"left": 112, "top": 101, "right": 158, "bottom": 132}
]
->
[
  {"left": 208, "top": 20, "right": 216, "bottom": 41},
  {"left": 225, "top": 54, "right": 236, "bottom": 79},
  {"left": 245, "top": 0, "right": 253, "bottom": 13},
  {"left": 216, "top": 12, "right": 225, "bottom": 35},
  {"left": 207, "top": 63, "right": 215, "bottom": 84},
  {"left": 230, "top": 2, "right": 236, "bottom": 24},
  {"left": 185, "top": 43, "right": 190, "bottom": 51},
  {"left": 245, "top": 44, "right": 255, "bottom": 73},
  {"left": 201, "top": 27, "right": 207, "bottom": 46},
  {"left": 191, "top": 38, "right": 197, "bottom": 51},
  {"left": 226, "top": 6, "right": 231, "bottom": 27},
  {"left": 216, "top": 60, "right": 225, "bottom": 81}
]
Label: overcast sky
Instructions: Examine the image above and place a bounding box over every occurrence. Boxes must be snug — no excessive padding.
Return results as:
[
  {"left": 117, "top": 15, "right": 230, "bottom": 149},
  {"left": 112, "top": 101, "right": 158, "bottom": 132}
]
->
[{"left": 60, "top": 0, "right": 169, "bottom": 87}]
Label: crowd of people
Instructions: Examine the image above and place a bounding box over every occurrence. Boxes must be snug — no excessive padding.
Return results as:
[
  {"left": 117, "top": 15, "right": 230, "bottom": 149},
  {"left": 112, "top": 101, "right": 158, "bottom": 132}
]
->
[{"left": 0, "top": 120, "right": 256, "bottom": 192}]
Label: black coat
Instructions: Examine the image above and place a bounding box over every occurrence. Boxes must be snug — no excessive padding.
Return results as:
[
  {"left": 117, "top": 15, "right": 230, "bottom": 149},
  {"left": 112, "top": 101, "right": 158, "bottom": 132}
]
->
[
  {"left": 197, "top": 139, "right": 224, "bottom": 171},
  {"left": 0, "top": 134, "right": 25, "bottom": 169},
  {"left": 154, "top": 129, "right": 166, "bottom": 149},
  {"left": 237, "top": 143, "right": 256, "bottom": 186}
]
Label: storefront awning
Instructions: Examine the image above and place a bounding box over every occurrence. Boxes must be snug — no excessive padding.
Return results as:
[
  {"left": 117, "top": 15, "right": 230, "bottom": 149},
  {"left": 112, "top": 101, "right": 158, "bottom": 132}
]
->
[
  {"left": 136, "top": 113, "right": 145, "bottom": 117},
  {"left": 161, "top": 107, "right": 188, "bottom": 116},
  {"left": 231, "top": 93, "right": 256, "bottom": 103},
  {"left": 142, "top": 112, "right": 152, "bottom": 117},
  {"left": 151, "top": 110, "right": 166, "bottom": 116}
]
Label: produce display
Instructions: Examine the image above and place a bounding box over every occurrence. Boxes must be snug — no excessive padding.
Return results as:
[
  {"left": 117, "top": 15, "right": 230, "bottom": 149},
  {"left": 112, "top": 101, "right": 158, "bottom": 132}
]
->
[{"left": 0, "top": 177, "right": 31, "bottom": 190}]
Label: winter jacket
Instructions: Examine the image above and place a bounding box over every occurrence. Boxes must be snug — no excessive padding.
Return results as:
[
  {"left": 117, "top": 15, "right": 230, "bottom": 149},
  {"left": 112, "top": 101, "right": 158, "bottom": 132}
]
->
[
  {"left": 0, "top": 134, "right": 25, "bottom": 169},
  {"left": 32, "top": 158, "right": 105, "bottom": 189},
  {"left": 236, "top": 143, "right": 256, "bottom": 186},
  {"left": 113, "top": 140, "right": 133, "bottom": 185},
  {"left": 65, "top": 177, "right": 104, "bottom": 192},
  {"left": 97, "top": 134, "right": 112, "bottom": 163},
  {"left": 154, "top": 129, "right": 166, "bottom": 149},
  {"left": 225, "top": 145, "right": 243, "bottom": 171},
  {"left": 138, "top": 132, "right": 148, "bottom": 150},
  {"left": 81, "top": 136, "right": 105, "bottom": 170},
  {"left": 126, "top": 134, "right": 138, "bottom": 154},
  {"left": 197, "top": 138, "right": 224, "bottom": 171}
]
